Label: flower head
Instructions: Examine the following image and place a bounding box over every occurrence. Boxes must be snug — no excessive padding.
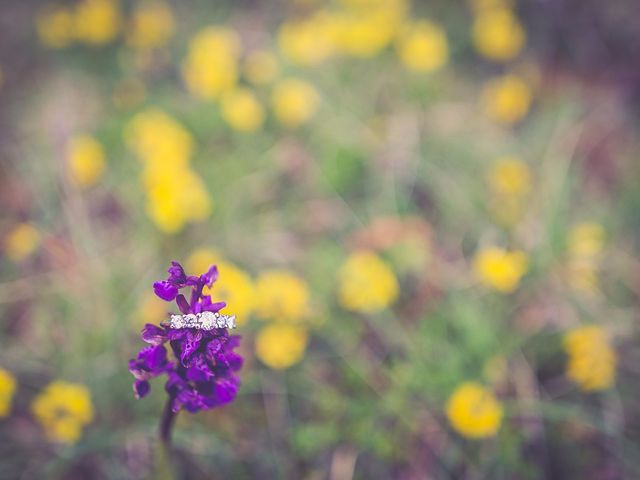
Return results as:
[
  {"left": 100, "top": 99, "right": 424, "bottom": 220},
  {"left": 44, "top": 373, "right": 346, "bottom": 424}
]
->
[
  {"left": 0, "top": 368, "right": 16, "bottom": 418},
  {"left": 255, "top": 324, "right": 309, "bottom": 370},
  {"left": 446, "top": 382, "right": 503, "bottom": 439},
  {"left": 255, "top": 270, "right": 310, "bottom": 322},
  {"left": 564, "top": 325, "right": 616, "bottom": 391},
  {"left": 4, "top": 223, "right": 41, "bottom": 262},
  {"left": 182, "top": 27, "right": 240, "bottom": 101},
  {"left": 481, "top": 74, "right": 532, "bottom": 125},
  {"left": 126, "top": 0, "right": 174, "bottom": 50},
  {"left": 395, "top": 20, "right": 449, "bottom": 73},
  {"left": 338, "top": 251, "right": 399, "bottom": 313},
  {"left": 220, "top": 87, "right": 265, "bottom": 133},
  {"left": 473, "top": 247, "right": 527, "bottom": 293},
  {"left": 471, "top": 7, "right": 525, "bottom": 62},
  {"left": 271, "top": 78, "right": 319, "bottom": 128},
  {"left": 130, "top": 261, "right": 243, "bottom": 413},
  {"left": 487, "top": 156, "right": 531, "bottom": 197},
  {"left": 31, "top": 381, "right": 94, "bottom": 444},
  {"left": 73, "top": 0, "right": 121, "bottom": 46},
  {"left": 67, "top": 135, "right": 106, "bottom": 189}
]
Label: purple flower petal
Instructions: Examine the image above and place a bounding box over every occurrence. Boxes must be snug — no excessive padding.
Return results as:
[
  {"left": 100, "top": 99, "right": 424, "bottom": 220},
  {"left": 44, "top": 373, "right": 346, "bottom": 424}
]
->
[
  {"left": 141, "top": 324, "right": 167, "bottom": 345},
  {"left": 154, "top": 280, "right": 178, "bottom": 301},
  {"left": 176, "top": 294, "right": 191, "bottom": 314},
  {"left": 134, "top": 380, "right": 150, "bottom": 399}
]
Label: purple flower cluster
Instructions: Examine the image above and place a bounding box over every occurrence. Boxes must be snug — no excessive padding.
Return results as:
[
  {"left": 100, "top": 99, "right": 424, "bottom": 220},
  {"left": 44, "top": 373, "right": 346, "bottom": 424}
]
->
[{"left": 129, "top": 262, "right": 243, "bottom": 413}]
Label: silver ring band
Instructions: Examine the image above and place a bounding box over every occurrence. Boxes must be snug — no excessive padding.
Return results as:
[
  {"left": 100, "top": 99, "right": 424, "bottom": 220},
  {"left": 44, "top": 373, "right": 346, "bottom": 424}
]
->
[{"left": 169, "top": 311, "right": 236, "bottom": 330}]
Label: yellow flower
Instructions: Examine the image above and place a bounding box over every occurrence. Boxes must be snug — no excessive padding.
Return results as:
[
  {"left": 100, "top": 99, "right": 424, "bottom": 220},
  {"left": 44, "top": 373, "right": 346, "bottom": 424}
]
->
[
  {"left": 564, "top": 325, "right": 616, "bottom": 391},
  {"left": 472, "top": 8, "right": 525, "bottom": 62},
  {"left": 271, "top": 78, "right": 319, "bottom": 128},
  {"left": 126, "top": 0, "right": 174, "bottom": 50},
  {"left": 481, "top": 74, "right": 532, "bottom": 125},
  {"left": 186, "top": 249, "right": 255, "bottom": 325},
  {"left": 133, "top": 292, "right": 167, "bottom": 327},
  {"left": 0, "top": 368, "right": 17, "bottom": 418},
  {"left": 74, "top": 0, "right": 121, "bottom": 46},
  {"left": 277, "top": 12, "right": 336, "bottom": 66},
  {"left": 182, "top": 26, "right": 240, "bottom": 101},
  {"left": 487, "top": 156, "right": 531, "bottom": 196},
  {"left": 446, "top": 382, "right": 503, "bottom": 439},
  {"left": 4, "top": 223, "right": 41, "bottom": 262},
  {"left": 255, "top": 270, "right": 310, "bottom": 322},
  {"left": 243, "top": 50, "right": 279, "bottom": 85},
  {"left": 67, "top": 135, "right": 106, "bottom": 188},
  {"left": 338, "top": 251, "right": 399, "bottom": 313},
  {"left": 395, "top": 20, "right": 449, "bottom": 73},
  {"left": 36, "top": 5, "right": 75, "bottom": 48},
  {"left": 143, "top": 163, "right": 212, "bottom": 233},
  {"left": 125, "top": 108, "right": 193, "bottom": 166},
  {"left": 220, "top": 87, "right": 265, "bottom": 133},
  {"left": 473, "top": 247, "right": 527, "bottom": 293},
  {"left": 332, "top": 0, "right": 407, "bottom": 58},
  {"left": 31, "top": 381, "right": 94, "bottom": 444},
  {"left": 186, "top": 248, "right": 221, "bottom": 274},
  {"left": 210, "top": 261, "right": 255, "bottom": 325},
  {"left": 568, "top": 222, "right": 605, "bottom": 259},
  {"left": 255, "top": 324, "right": 308, "bottom": 370}
]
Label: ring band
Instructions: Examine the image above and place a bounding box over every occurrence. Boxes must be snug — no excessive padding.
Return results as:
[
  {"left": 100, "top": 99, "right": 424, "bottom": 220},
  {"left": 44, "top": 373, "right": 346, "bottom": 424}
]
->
[{"left": 169, "top": 311, "right": 236, "bottom": 330}]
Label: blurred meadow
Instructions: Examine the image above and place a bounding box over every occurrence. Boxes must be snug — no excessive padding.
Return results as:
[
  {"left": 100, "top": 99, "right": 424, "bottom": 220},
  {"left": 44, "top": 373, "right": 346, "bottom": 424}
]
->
[{"left": 1, "top": 0, "right": 640, "bottom": 478}]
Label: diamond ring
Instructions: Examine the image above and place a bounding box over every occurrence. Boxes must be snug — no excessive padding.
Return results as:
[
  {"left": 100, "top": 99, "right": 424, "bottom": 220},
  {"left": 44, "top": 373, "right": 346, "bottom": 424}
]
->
[{"left": 168, "top": 311, "right": 236, "bottom": 330}]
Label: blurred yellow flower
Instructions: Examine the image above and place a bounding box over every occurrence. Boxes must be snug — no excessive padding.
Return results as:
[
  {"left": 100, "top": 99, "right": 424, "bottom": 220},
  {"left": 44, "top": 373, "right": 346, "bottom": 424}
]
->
[
  {"left": 186, "top": 248, "right": 222, "bottom": 274},
  {"left": 338, "top": 251, "right": 399, "bottom": 313},
  {"left": 255, "top": 324, "right": 309, "bottom": 370},
  {"left": 186, "top": 249, "right": 256, "bottom": 324},
  {"left": 488, "top": 156, "right": 531, "bottom": 196},
  {"left": 473, "top": 247, "right": 527, "bottom": 293},
  {"left": 4, "top": 223, "right": 41, "bottom": 262},
  {"left": 134, "top": 292, "right": 167, "bottom": 327},
  {"left": 271, "top": 78, "right": 319, "bottom": 128},
  {"left": 36, "top": 5, "right": 75, "bottom": 49},
  {"left": 74, "top": 0, "right": 121, "bottom": 46},
  {"left": 0, "top": 368, "right": 17, "bottom": 418},
  {"left": 211, "top": 261, "right": 255, "bottom": 326},
  {"left": 126, "top": 0, "right": 174, "bottom": 50},
  {"left": 472, "top": 8, "right": 525, "bottom": 62},
  {"left": 568, "top": 222, "right": 605, "bottom": 259},
  {"left": 220, "top": 87, "right": 265, "bottom": 133},
  {"left": 564, "top": 325, "right": 616, "bottom": 391},
  {"left": 243, "top": 50, "right": 279, "bottom": 85},
  {"left": 332, "top": 0, "right": 407, "bottom": 58},
  {"left": 182, "top": 26, "right": 240, "bottom": 101},
  {"left": 67, "top": 135, "right": 106, "bottom": 188},
  {"left": 278, "top": 12, "right": 336, "bottom": 66},
  {"left": 143, "top": 163, "right": 212, "bottom": 233},
  {"left": 126, "top": 109, "right": 211, "bottom": 233},
  {"left": 446, "top": 382, "right": 503, "bottom": 439},
  {"left": 125, "top": 108, "right": 193, "bottom": 166},
  {"left": 255, "top": 270, "right": 310, "bottom": 322},
  {"left": 395, "top": 20, "right": 449, "bottom": 73},
  {"left": 31, "top": 381, "right": 94, "bottom": 444},
  {"left": 481, "top": 74, "right": 532, "bottom": 125}
]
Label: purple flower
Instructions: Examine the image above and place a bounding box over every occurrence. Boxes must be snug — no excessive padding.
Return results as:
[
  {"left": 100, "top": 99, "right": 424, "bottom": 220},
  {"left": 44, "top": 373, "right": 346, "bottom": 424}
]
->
[{"left": 130, "top": 261, "right": 242, "bottom": 413}]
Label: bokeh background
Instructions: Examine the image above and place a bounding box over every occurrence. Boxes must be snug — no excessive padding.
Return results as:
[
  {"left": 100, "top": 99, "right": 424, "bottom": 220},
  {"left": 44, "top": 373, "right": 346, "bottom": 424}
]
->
[{"left": 1, "top": 0, "right": 640, "bottom": 478}]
